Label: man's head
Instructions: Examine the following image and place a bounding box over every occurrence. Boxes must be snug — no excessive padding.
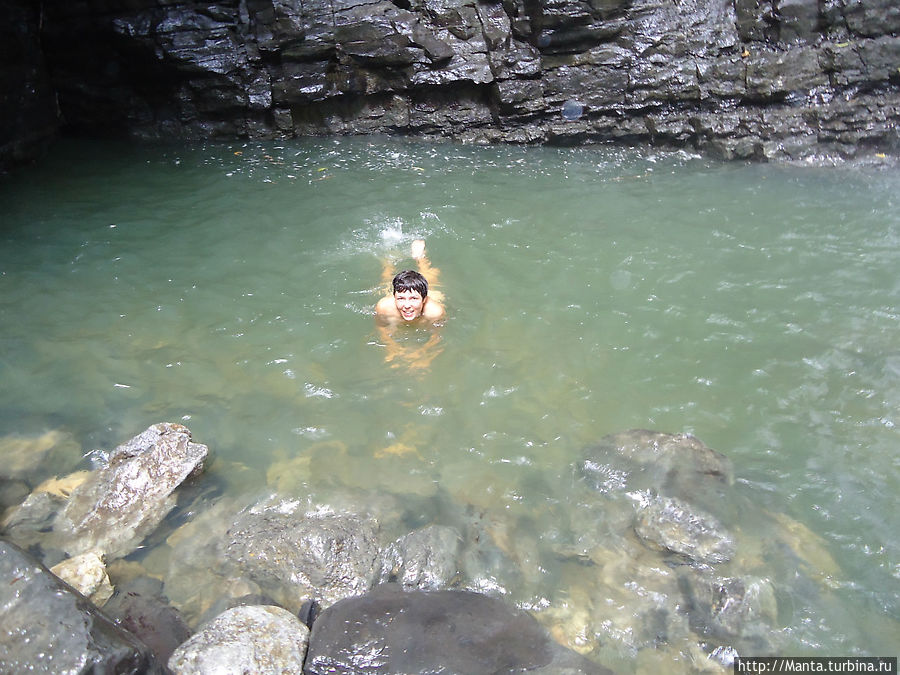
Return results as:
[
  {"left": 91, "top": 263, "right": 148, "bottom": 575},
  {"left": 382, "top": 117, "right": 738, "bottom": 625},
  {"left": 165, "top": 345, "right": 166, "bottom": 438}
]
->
[
  {"left": 392, "top": 270, "right": 428, "bottom": 321},
  {"left": 392, "top": 270, "right": 428, "bottom": 298}
]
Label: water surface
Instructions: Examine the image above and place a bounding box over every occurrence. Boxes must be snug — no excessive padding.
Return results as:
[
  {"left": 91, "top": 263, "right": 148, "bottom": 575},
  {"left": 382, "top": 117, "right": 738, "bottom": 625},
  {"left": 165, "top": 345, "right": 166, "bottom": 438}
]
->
[{"left": 1, "top": 138, "right": 898, "bottom": 670}]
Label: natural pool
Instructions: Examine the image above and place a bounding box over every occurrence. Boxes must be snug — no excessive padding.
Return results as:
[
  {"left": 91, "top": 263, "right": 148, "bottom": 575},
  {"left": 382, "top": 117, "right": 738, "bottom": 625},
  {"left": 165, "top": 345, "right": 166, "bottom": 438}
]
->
[{"left": 1, "top": 137, "right": 898, "bottom": 671}]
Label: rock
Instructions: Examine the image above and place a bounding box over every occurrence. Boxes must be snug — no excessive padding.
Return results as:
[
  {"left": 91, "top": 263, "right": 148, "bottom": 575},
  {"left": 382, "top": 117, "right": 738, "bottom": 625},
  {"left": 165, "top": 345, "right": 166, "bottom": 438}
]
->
[
  {"left": 0, "top": 477, "right": 29, "bottom": 511},
  {"left": 304, "top": 585, "right": 609, "bottom": 674},
  {"left": 0, "top": 0, "right": 60, "bottom": 173},
  {"left": 1, "top": 489, "right": 66, "bottom": 556},
  {"left": 679, "top": 571, "right": 778, "bottom": 642},
  {"left": 50, "top": 550, "right": 114, "bottom": 606},
  {"left": 163, "top": 495, "right": 265, "bottom": 626},
  {"left": 581, "top": 429, "right": 734, "bottom": 515},
  {"left": 634, "top": 496, "right": 736, "bottom": 564},
  {"left": 0, "top": 538, "right": 164, "bottom": 674},
  {"left": 0, "top": 429, "right": 80, "bottom": 481},
  {"left": 6, "top": 0, "right": 899, "bottom": 167},
  {"left": 168, "top": 605, "right": 309, "bottom": 674},
  {"left": 224, "top": 499, "right": 380, "bottom": 611},
  {"left": 53, "top": 423, "right": 209, "bottom": 558},
  {"left": 378, "top": 524, "right": 462, "bottom": 590},
  {"left": 103, "top": 579, "right": 193, "bottom": 666}
]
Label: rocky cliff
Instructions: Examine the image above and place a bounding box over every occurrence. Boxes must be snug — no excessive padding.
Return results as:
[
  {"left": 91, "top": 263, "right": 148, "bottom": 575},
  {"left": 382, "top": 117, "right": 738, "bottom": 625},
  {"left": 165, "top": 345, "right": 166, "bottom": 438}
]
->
[
  {"left": 5, "top": 0, "right": 900, "bottom": 169},
  {"left": 0, "top": 0, "right": 60, "bottom": 172}
]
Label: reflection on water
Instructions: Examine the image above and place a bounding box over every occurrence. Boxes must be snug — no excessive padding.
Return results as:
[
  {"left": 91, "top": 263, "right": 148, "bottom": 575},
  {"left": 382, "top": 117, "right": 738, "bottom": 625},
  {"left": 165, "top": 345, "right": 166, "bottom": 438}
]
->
[{"left": 1, "top": 138, "right": 899, "bottom": 670}]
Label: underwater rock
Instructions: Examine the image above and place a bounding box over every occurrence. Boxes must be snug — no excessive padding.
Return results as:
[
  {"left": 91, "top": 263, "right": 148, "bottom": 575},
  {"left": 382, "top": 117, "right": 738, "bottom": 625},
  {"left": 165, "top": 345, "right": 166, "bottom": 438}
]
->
[
  {"left": 305, "top": 585, "right": 608, "bottom": 675},
  {"left": 679, "top": 571, "right": 778, "bottom": 643},
  {"left": 538, "top": 540, "right": 693, "bottom": 656},
  {"left": 50, "top": 550, "right": 114, "bottom": 606},
  {"left": 0, "top": 539, "right": 164, "bottom": 674},
  {"left": 163, "top": 496, "right": 253, "bottom": 625},
  {"left": 0, "top": 477, "right": 29, "bottom": 511},
  {"left": 378, "top": 524, "right": 462, "bottom": 590},
  {"left": 634, "top": 496, "right": 736, "bottom": 565},
  {"left": 581, "top": 429, "right": 735, "bottom": 517},
  {"left": 0, "top": 489, "right": 65, "bottom": 554},
  {"left": 0, "top": 429, "right": 80, "bottom": 481},
  {"left": 168, "top": 605, "right": 308, "bottom": 674},
  {"left": 224, "top": 499, "right": 380, "bottom": 611},
  {"left": 53, "top": 423, "right": 209, "bottom": 559}
]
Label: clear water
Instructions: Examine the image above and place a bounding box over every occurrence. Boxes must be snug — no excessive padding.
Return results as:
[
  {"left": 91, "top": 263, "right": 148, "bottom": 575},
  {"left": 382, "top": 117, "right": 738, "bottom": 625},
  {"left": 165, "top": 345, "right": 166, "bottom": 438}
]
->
[{"left": 1, "top": 138, "right": 898, "bottom": 669}]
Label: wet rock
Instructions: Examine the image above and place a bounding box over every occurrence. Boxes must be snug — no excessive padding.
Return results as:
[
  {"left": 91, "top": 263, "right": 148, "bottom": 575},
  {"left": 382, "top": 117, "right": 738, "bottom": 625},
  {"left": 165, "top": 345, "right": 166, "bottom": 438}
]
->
[
  {"left": 0, "top": 538, "right": 164, "bottom": 674},
  {"left": 52, "top": 423, "right": 209, "bottom": 559},
  {"left": 103, "top": 578, "right": 193, "bottom": 666},
  {"left": 168, "top": 605, "right": 308, "bottom": 674},
  {"left": 50, "top": 550, "right": 114, "bottom": 606},
  {"left": 305, "top": 585, "right": 608, "bottom": 674},
  {"left": 0, "top": 0, "right": 60, "bottom": 173},
  {"left": 378, "top": 524, "right": 462, "bottom": 590},
  {"left": 224, "top": 499, "right": 380, "bottom": 611},
  {"left": 680, "top": 571, "right": 778, "bottom": 643},
  {"left": 634, "top": 496, "right": 736, "bottom": 565}
]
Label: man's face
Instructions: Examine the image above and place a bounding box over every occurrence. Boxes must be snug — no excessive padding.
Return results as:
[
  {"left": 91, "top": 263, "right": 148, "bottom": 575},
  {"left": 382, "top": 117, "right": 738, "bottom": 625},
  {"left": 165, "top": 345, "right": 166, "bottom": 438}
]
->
[{"left": 394, "top": 289, "right": 424, "bottom": 321}]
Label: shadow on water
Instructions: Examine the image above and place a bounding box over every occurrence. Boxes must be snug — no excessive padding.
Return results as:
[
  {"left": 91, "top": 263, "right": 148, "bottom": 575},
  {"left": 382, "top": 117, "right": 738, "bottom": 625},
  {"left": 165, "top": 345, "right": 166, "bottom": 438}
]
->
[{"left": 1, "top": 137, "right": 899, "bottom": 671}]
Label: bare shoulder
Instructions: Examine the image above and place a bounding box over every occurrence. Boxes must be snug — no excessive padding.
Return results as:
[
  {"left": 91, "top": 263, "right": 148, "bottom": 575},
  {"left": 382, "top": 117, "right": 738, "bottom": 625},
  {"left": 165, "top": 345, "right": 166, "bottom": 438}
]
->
[
  {"left": 375, "top": 295, "right": 399, "bottom": 318},
  {"left": 423, "top": 297, "right": 446, "bottom": 322}
]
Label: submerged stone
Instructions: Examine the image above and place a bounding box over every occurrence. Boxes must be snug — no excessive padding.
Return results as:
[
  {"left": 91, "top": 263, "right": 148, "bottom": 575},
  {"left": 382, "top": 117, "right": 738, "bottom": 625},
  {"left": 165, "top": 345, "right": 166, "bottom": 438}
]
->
[
  {"left": 680, "top": 571, "right": 778, "bottom": 642},
  {"left": 305, "top": 585, "right": 608, "bottom": 674},
  {"left": 168, "top": 605, "right": 308, "bottom": 674},
  {"left": 581, "top": 429, "right": 734, "bottom": 516},
  {"left": 0, "top": 429, "right": 80, "bottom": 481},
  {"left": 634, "top": 496, "right": 736, "bottom": 564},
  {"left": 0, "top": 539, "right": 164, "bottom": 674}
]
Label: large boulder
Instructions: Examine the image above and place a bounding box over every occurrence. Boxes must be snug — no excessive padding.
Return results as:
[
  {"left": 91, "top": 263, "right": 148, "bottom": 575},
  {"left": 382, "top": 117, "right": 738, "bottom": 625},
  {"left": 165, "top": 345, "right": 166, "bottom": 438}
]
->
[
  {"left": 0, "top": 538, "right": 164, "bottom": 674},
  {"left": 304, "top": 585, "right": 609, "bottom": 674}
]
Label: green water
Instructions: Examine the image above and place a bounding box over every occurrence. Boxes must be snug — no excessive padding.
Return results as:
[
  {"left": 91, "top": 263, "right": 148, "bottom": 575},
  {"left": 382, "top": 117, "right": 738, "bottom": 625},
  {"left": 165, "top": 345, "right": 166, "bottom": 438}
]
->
[{"left": 1, "top": 138, "right": 898, "bottom": 669}]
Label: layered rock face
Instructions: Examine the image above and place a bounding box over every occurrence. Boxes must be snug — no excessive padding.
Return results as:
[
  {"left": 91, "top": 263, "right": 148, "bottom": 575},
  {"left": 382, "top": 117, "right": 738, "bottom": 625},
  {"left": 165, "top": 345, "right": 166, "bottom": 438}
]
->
[
  {"left": 0, "top": 0, "right": 60, "bottom": 171},
  {"left": 8, "top": 0, "right": 900, "bottom": 163}
]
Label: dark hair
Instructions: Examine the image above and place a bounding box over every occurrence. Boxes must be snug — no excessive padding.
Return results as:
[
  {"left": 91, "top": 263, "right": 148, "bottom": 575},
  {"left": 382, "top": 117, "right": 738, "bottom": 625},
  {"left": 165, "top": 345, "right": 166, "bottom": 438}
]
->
[{"left": 392, "top": 270, "right": 428, "bottom": 298}]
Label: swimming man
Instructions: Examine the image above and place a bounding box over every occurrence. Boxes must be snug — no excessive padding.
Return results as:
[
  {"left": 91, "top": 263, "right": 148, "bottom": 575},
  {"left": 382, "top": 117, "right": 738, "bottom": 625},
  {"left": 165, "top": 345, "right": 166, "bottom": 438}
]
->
[{"left": 375, "top": 239, "right": 445, "bottom": 325}]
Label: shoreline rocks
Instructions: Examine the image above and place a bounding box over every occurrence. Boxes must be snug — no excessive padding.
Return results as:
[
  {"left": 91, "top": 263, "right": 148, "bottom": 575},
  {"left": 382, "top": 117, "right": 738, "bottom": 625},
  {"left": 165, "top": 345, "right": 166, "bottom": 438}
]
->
[{"left": 0, "top": 423, "right": 847, "bottom": 672}]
